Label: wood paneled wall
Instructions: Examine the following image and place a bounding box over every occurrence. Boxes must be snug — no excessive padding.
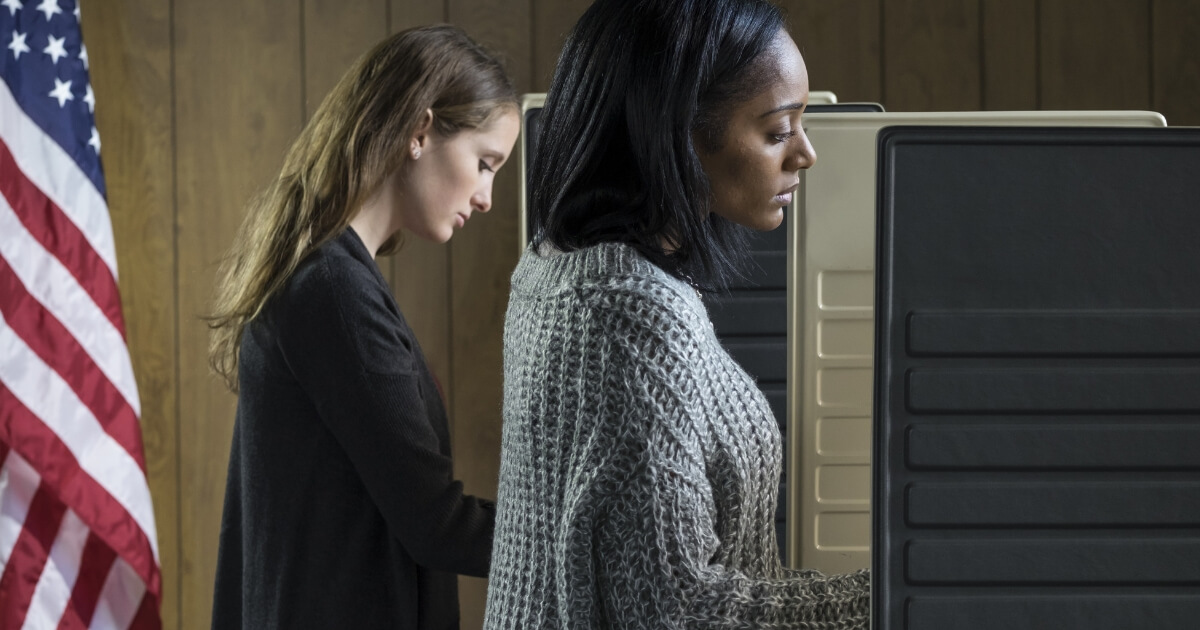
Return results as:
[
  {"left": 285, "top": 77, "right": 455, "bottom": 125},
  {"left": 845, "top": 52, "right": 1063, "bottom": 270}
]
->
[{"left": 82, "top": 0, "right": 1199, "bottom": 627}]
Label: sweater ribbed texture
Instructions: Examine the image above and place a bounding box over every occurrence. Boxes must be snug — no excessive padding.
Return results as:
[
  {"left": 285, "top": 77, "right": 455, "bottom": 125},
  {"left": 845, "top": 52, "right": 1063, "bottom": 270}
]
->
[{"left": 484, "top": 242, "right": 869, "bottom": 629}]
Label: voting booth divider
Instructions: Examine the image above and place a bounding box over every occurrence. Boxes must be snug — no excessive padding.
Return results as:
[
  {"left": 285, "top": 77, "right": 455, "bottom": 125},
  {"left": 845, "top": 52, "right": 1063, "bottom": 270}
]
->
[{"left": 872, "top": 125, "right": 1200, "bottom": 630}]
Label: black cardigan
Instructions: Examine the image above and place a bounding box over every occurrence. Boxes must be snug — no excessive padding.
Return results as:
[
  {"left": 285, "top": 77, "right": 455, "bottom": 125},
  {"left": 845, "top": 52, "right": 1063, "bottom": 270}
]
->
[{"left": 211, "top": 228, "right": 494, "bottom": 629}]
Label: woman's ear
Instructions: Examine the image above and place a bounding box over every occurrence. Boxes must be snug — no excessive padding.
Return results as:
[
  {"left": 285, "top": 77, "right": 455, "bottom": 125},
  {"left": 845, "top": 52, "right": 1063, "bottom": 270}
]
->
[{"left": 410, "top": 108, "right": 435, "bottom": 157}]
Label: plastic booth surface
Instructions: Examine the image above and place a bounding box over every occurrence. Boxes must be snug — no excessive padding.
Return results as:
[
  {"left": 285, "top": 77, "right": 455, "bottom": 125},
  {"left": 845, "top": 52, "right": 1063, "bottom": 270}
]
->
[
  {"left": 789, "top": 110, "right": 1167, "bottom": 576},
  {"left": 873, "top": 126, "right": 1200, "bottom": 630}
]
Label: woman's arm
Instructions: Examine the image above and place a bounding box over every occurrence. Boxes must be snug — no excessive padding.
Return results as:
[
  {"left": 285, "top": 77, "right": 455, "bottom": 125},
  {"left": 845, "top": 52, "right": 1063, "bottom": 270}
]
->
[{"left": 555, "top": 288, "right": 869, "bottom": 628}]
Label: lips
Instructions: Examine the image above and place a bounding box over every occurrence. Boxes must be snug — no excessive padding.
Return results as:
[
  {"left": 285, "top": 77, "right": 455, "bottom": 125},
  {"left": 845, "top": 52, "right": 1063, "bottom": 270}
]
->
[
  {"left": 455, "top": 213, "right": 467, "bottom": 228},
  {"left": 774, "top": 182, "right": 800, "bottom": 205}
]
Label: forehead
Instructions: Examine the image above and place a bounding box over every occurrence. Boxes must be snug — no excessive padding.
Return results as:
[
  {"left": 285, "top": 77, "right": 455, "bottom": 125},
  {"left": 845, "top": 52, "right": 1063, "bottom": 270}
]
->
[
  {"left": 460, "top": 108, "right": 520, "bottom": 146},
  {"left": 740, "top": 32, "right": 810, "bottom": 116}
]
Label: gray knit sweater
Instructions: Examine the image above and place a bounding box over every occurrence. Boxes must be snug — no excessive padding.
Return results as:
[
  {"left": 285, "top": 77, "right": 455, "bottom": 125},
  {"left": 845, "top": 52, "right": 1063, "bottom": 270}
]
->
[{"left": 484, "top": 242, "right": 869, "bottom": 629}]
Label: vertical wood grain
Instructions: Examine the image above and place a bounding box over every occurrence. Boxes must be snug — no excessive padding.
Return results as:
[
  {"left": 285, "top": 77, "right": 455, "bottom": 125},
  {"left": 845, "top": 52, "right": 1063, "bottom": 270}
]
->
[
  {"left": 1040, "top": 0, "right": 1151, "bottom": 110},
  {"left": 981, "top": 0, "right": 1039, "bottom": 110},
  {"left": 447, "top": 2, "right": 531, "bottom": 624},
  {"left": 387, "top": 1, "right": 454, "bottom": 438},
  {"left": 303, "top": 0, "right": 389, "bottom": 117},
  {"left": 174, "top": 0, "right": 302, "bottom": 626},
  {"left": 1153, "top": 0, "right": 1200, "bottom": 125},
  {"left": 531, "top": 0, "right": 592, "bottom": 91},
  {"left": 780, "top": 0, "right": 883, "bottom": 103},
  {"left": 391, "top": 0, "right": 447, "bottom": 31},
  {"left": 81, "top": 2, "right": 179, "bottom": 628},
  {"left": 303, "top": 0, "right": 391, "bottom": 292},
  {"left": 884, "top": 0, "right": 983, "bottom": 111}
]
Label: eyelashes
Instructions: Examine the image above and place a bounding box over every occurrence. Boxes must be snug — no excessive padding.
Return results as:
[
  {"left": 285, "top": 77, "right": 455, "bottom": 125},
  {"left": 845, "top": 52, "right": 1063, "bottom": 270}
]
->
[
  {"left": 771, "top": 130, "right": 798, "bottom": 143},
  {"left": 479, "top": 160, "right": 495, "bottom": 173}
]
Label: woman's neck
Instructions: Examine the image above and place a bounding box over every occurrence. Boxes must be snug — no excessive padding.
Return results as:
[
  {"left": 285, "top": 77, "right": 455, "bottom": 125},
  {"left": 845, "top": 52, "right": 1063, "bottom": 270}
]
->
[{"left": 349, "top": 185, "right": 398, "bottom": 259}]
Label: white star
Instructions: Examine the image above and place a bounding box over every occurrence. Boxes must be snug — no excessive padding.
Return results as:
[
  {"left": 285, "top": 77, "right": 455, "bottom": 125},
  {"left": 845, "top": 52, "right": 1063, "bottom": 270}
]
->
[
  {"left": 48, "top": 77, "right": 72, "bottom": 106},
  {"left": 83, "top": 83, "right": 94, "bottom": 112},
  {"left": 43, "top": 34, "right": 67, "bottom": 63},
  {"left": 78, "top": 42, "right": 87, "bottom": 68},
  {"left": 7, "top": 30, "right": 29, "bottom": 60},
  {"left": 2, "top": 0, "right": 22, "bottom": 17},
  {"left": 74, "top": 3, "right": 79, "bottom": 20},
  {"left": 88, "top": 127, "right": 100, "bottom": 154},
  {"left": 35, "top": 0, "right": 60, "bottom": 21}
]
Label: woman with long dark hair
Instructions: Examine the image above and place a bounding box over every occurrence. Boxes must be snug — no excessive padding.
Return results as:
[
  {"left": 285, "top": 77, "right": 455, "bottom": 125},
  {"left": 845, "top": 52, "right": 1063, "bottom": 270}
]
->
[
  {"left": 486, "top": 1, "right": 869, "bottom": 628},
  {"left": 207, "top": 25, "right": 519, "bottom": 629}
]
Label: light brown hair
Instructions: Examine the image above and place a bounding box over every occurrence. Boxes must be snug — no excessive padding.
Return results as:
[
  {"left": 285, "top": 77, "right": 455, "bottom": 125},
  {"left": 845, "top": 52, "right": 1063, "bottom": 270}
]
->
[{"left": 208, "top": 24, "right": 517, "bottom": 392}]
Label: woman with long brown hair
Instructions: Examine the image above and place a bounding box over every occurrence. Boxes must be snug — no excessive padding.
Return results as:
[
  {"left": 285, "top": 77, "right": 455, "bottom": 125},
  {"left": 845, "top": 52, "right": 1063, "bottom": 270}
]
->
[{"left": 207, "top": 25, "right": 518, "bottom": 629}]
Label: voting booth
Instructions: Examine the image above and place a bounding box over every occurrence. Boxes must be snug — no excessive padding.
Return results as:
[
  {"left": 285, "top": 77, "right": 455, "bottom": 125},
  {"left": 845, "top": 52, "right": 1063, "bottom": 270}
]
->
[
  {"left": 789, "top": 110, "right": 1167, "bottom": 576},
  {"left": 872, "top": 125, "right": 1200, "bottom": 630}
]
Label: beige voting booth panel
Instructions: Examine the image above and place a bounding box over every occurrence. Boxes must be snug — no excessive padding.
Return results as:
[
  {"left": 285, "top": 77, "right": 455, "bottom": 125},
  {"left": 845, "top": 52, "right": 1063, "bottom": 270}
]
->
[
  {"left": 808, "top": 90, "right": 837, "bottom": 105},
  {"left": 787, "top": 110, "right": 1168, "bottom": 576}
]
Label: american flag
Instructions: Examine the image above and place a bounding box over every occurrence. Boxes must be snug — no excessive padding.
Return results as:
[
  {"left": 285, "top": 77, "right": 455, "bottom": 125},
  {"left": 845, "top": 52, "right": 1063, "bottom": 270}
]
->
[{"left": 0, "top": 0, "right": 161, "bottom": 628}]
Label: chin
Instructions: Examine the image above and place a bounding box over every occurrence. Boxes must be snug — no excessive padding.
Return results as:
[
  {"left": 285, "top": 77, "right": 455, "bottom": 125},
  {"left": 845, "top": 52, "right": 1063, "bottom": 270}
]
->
[{"left": 752, "top": 207, "right": 785, "bottom": 231}]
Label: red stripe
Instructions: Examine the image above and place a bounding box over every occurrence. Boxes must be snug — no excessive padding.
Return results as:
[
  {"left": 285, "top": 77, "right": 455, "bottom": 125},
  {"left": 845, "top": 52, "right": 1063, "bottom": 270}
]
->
[
  {"left": 61, "top": 532, "right": 117, "bottom": 628},
  {"left": 0, "top": 138, "right": 126, "bottom": 339},
  {"left": 0, "top": 385, "right": 161, "bottom": 601},
  {"left": 0, "top": 255, "right": 147, "bottom": 470},
  {"left": 0, "top": 482, "right": 68, "bottom": 630},
  {"left": 127, "top": 591, "right": 162, "bottom": 630},
  {"left": 0, "top": 439, "right": 9, "bottom": 468},
  {"left": 54, "top": 605, "right": 88, "bottom": 630}
]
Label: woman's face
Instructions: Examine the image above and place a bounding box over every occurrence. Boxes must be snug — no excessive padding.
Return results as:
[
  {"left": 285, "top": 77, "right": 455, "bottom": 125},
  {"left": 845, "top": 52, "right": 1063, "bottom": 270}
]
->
[
  {"left": 697, "top": 30, "right": 816, "bottom": 232},
  {"left": 398, "top": 108, "right": 521, "bottom": 243}
]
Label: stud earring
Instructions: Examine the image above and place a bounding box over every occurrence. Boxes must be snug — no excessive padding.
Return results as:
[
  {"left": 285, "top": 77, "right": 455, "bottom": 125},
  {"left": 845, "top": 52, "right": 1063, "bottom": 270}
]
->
[{"left": 412, "top": 146, "right": 421, "bottom": 159}]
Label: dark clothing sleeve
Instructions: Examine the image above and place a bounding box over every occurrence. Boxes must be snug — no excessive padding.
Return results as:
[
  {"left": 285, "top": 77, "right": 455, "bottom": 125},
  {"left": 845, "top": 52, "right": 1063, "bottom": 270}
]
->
[{"left": 272, "top": 240, "right": 494, "bottom": 577}]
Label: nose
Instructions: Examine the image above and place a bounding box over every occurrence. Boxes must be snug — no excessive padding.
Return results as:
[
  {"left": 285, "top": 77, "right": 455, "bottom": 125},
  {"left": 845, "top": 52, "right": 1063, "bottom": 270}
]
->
[
  {"left": 785, "top": 129, "right": 817, "bottom": 172},
  {"left": 471, "top": 185, "right": 492, "bottom": 213}
]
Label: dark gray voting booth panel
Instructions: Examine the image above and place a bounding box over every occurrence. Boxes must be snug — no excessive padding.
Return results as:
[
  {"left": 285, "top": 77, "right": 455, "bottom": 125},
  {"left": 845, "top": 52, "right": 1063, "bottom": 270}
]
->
[
  {"left": 521, "top": 100, "right": 884, "bottom": 563},
  {"left": 872, "top": 126, "right": 1200, "bottom": 630}
]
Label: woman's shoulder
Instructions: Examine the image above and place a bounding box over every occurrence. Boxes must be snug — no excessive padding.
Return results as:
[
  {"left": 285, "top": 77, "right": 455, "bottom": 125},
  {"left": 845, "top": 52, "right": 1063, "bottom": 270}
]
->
[
  {"left": 282, "top": 229, "right": 387, "bottom": 305},
  {"left": 512, "top": 241, "right": 697, "bottom": 306},
  {"left": 267, "top": 230, "right": 417, "bottom": 368},
  {"left": 512, "top": 242, "right": 714, "bottom": 356}
]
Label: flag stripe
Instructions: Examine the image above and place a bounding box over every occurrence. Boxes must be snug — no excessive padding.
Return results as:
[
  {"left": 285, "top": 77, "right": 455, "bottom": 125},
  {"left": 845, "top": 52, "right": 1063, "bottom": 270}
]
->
[
  {"left": 0, "top": 137, "right": 126, "bottom": 338},
  {"left": 63, "top": 533, "right": 118, "bottom": 629},
  {"left": 25, "top": 509, "right": 90, "bottom": 630},
  {"left": 89, "top": 558, "right": 147, "bottom": 630},
  {"left": 56, "top": 606, "right": 89, "bottom": 630},
  {"left": 0, "top": 384, "right": 160, "bottom": 595},
  {"left": 0, "top": 315, "right": 157, "bottom": 562},
  {"left": 0, "top": 255, "right": 146, "bottom": 469},
  {"left": 0, "top": 483, "right": 68, "bottom": 630},
  {"left": 0, "top": 449, "right": 38, "bottom": 587},
  {"left": 127, "top": 592, "right": 161, "bottom": 630},
  {"left": 0, "top": 79, "right": 116, "bottom": 277},
  {"left": 0, "top": 200, "right": 139, "bottom": 418}
]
